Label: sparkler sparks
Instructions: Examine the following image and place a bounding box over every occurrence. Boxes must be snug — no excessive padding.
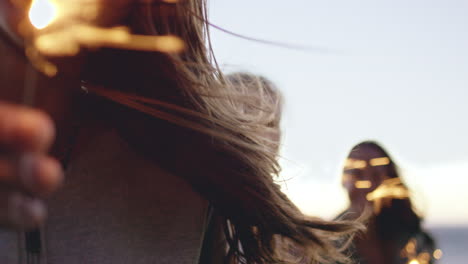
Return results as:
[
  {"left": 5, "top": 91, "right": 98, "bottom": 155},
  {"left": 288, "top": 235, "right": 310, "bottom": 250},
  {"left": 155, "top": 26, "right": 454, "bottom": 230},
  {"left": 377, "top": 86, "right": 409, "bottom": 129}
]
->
[
  {"left": 400, "top": 239, "right": 440, "bottom": 264},
  {"left": 345, "top": 157, "right": 390, "bottom": 170},
  {"left": 366, "top": 177, "right": 410, "bottom": 214},
  {"left": 354, "top": 180, "right": 372, "bottom": 189},
  {"left": 433, "top": 249, "right": 443, "bottom": 260},
  {"left": 34, "top": 25, "right": 184, "bottom": 57},
  {"left": 369, "top": 157, "right": 390, "bottom": 167},
  {"left": 24, "top": 0, "right": 184, "bottom": 76},
  {"left": 29, "top": 0, "right": 57, "bottom": 29},
  {"left": 345, "top": 158, "right": 367, "bottom": 169}
]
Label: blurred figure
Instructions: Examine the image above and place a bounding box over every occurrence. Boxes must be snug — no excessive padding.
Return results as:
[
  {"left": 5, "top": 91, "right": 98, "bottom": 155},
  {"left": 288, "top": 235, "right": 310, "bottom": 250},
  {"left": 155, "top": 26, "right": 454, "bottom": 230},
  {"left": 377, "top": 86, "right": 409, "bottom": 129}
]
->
[{"left": 338, "top": 141, "right": 439, "bottom": 264}]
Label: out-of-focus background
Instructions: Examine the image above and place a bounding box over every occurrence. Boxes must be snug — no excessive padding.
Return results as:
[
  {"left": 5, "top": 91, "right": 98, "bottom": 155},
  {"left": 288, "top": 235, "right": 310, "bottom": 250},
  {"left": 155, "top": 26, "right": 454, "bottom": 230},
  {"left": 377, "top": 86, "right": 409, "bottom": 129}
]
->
[{"left": 209, "top": 1, "right": 468, "bottom": 263}]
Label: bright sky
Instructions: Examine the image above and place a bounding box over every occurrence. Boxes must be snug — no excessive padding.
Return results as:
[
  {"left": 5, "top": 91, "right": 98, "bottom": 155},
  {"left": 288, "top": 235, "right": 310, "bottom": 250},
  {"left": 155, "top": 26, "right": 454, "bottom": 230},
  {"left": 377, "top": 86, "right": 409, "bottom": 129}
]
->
[{"left": 209, "top": 0, "right": 468, "bottom": 226}]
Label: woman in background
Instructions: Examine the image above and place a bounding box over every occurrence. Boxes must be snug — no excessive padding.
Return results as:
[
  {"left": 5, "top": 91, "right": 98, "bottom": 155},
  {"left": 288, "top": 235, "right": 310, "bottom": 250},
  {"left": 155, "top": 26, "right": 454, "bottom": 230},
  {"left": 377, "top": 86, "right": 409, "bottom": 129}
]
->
[
  {"left": 0, "top": 0, "right": 358, "bottom": 263},
  {"left": 339, "top": 141, "right": 438, "bottom": 264}
]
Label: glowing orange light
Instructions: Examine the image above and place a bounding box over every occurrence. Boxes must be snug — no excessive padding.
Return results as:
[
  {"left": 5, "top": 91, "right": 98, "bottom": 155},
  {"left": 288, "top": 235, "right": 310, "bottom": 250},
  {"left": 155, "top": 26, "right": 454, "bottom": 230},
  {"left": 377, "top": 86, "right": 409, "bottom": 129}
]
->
[
  {"left": 418, "top": 252, "right": 431, "bottom": 261},
  {"left": 342, "top": 173, "right": 352, "bottom": 182},
  {"left": 344, "top": 158, "right": 353, "bottom": 168},
  {"left": 355, "top": 180, "right": 372, "bottom": 189},
  {"left": 408, "top": 260, "right": 420, "bottom": 264},
  {"left": 29, "top": 0, "right": 57, "bottom": 29},
  {"left": 34, "top": 25, "right": 185, "bottom": 57},
  {"left": 367, "top": 178, "right": 409, "bottom": 201},
  {"left": 405, "top": 239, "right": 417, "bottom": 254},
  {"left": 370, "top": 157, "right": 390, "bottom": 166},
  {"left": 433, "top": 249, "right": 443, "bottom": 260},
  {"left": 26, "top": 0, "right": 184, "bottom": 76},
  {"left": 354, "top": 160, "right": 366, "bottom": 169},
  {"left": 345, "top": 159, "right": 367, "bottom": 169},
  {"left": 366, "top": 178, "right": 409, "bottom": 213}
]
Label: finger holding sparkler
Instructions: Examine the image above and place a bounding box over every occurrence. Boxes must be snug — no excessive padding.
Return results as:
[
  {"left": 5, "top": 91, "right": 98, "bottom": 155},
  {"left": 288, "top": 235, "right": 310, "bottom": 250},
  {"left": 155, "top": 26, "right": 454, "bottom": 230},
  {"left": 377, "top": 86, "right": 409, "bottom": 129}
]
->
[{"left": 0, "top": 103, "right": 63, "bottom": 228}]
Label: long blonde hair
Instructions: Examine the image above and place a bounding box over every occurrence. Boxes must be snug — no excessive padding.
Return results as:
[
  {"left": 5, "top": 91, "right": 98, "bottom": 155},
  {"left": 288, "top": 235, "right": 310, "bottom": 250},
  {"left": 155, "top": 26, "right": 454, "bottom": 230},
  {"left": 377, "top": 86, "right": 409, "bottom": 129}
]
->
[{"left": 81, "top": 1, "right": 362, "bottom": 263}]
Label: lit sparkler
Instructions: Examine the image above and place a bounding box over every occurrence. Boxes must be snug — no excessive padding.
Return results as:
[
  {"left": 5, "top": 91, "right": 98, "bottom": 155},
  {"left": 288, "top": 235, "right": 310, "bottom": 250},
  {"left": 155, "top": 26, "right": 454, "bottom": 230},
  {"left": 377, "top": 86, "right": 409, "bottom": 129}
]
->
[
  {"left": 25, "top": 0, "right": 184, "bottom": 77},
  {"left": 366, "top": 177, "right": 410, "bottom": 214},
  {"left": 29, "top": 0, "right": 57, "bottom": 29},
  {"left": 400, "top": 238, "right": 442, "bottom": 264},
  {"left": 354, "top": 180, "right": 372, "bottom": 189},
  {"left": 345, "top": 157, "right": 390, "bottom": 170}
]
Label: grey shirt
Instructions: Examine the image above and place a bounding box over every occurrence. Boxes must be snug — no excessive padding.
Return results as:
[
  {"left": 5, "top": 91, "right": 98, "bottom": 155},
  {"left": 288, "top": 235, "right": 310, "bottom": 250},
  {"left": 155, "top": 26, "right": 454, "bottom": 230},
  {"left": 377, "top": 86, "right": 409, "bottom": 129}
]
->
[{"left": 1, "top": 130, "right": 209, "bottom": 264}]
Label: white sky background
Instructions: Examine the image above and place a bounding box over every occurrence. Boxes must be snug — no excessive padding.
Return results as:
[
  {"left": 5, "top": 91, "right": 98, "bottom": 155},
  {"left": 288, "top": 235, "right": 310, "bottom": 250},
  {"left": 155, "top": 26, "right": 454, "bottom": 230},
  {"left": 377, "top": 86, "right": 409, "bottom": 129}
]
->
[{"left": 208, "top": 0, "right": 468, "bottom": 226}]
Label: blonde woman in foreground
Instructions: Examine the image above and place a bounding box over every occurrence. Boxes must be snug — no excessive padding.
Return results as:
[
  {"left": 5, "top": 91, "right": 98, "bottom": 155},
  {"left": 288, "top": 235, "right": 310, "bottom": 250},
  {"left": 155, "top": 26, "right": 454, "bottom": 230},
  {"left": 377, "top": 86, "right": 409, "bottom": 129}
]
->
[{"left": 0, "top": 0, "right": 358, "bottom": 263}]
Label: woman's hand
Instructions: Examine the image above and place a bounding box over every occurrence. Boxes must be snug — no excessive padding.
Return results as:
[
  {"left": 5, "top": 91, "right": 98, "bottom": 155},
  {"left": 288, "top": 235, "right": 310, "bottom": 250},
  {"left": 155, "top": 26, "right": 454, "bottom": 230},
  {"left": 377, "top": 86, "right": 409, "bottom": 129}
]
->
[{"left": 0, "top": 102, "right": 63, "bottom": 229}]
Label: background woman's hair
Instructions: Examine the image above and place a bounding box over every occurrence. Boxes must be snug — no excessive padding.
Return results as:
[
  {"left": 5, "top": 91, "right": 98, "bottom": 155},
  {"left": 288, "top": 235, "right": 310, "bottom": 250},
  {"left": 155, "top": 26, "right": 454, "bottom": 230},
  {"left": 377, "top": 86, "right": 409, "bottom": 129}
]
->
[{"left": 81, "top": 0, "right": 362, "bottom": 263}]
